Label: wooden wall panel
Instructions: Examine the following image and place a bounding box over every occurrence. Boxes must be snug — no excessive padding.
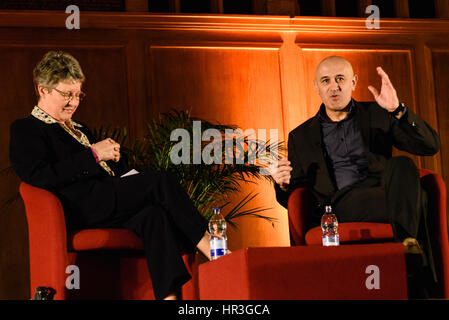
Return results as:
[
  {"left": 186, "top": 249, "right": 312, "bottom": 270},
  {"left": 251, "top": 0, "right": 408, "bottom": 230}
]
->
[
  {"left": 148, "top": 46, "right": 283, "bottom": 123},
  {"left": 0, "top": 46, "right": 38, "bottom": 299},
  {"left": 66, "top": 47, "right": 130, "bottom": 130},
  {"left": 431, "top": 49, "right": 449, "bottom": 250},
  {"left": 147, "top": 45, "right": 290, "bottom": 249},
  {"left": 431, "top": 50, "right": 449, "bottom": 182}
]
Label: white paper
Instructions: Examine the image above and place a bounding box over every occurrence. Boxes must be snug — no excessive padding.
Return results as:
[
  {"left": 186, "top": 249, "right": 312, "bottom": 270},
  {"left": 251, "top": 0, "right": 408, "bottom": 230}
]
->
[{"left": 120, "top": 169, "right": 140, "bottom": 178}]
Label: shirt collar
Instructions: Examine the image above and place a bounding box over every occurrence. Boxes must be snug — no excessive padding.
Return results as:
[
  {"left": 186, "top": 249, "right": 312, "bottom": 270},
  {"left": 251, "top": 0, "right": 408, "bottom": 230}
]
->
[
  {"left": 31, "top": 106, "right": 116, "bottom": 177},
  {"left": 31, "top": 106, "right": 82, "bottom": 128},
  {"left": 318, "top": 99, "right": 356, "bottom": 123}
]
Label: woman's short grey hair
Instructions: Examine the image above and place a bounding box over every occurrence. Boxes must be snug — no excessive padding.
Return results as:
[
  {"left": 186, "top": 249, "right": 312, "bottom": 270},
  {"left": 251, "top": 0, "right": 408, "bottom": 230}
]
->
[{"left": 33, "top": 51, "right": 85, "bottom": 97}]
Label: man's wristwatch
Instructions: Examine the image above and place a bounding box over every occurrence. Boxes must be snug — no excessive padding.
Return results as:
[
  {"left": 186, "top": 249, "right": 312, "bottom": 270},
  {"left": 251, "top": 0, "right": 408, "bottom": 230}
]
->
[{"left": 390, "top": 102, "right": 405, "bottom": 117}]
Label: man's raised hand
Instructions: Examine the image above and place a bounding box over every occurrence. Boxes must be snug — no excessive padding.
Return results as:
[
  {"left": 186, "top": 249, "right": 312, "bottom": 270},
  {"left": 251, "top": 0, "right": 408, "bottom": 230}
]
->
[{"left": 368, "top": 66, "right": 400, "bottom": 112}]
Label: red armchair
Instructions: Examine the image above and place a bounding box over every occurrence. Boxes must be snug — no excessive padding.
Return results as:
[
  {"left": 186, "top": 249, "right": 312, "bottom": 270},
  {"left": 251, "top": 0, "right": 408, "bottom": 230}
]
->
[
  {"left": 19, "top": 182, "right": 199, "bottom": 300},
  {"left": 287, "top": 168, "right": 449, "bottom": 298}
]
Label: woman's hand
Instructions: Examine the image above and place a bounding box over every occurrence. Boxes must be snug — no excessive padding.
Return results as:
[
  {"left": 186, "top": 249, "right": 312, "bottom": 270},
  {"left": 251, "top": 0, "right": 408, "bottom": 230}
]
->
[{"left": 91, "top": 138, "right": 121, "bottom": 162}]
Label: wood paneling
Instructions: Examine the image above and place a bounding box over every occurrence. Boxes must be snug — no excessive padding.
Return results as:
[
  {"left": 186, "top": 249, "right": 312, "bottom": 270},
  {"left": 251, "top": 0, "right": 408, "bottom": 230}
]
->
[
  {"left": 210, "top": 0, "right": 224, "bottom": 14},
  {"left": 321, "top": 0, "right": 337, "bottom": 16},
  {"left": 435, "top": 0, "right": 449, "bottom": 18},
  {"left": 432, "top": 49, "right": 449, "bottom": 246},
  {"left": 147, "top": 45, "right": 290, "bottom": 249},
  {"left": 357, "top": 0, "right": 372, "bottom": 17},
  {"left": 148, "top": 45, "right": 283, "bottom": 124},
  {"left": 431, "top": 50, "right": 449, "bottom": 181},
  {"left": 65, "top": 47, "right": 130, "bottom": 129},
  {"left": 395, "top": 0, "right": 410, "bottom": 18},
  {"left": 125, "top": 0, "right": 148, "bottom": 12},
  {"left": 267, "top": 0, "right": 300, "bottom": 16},
  {"left": 0, "top": 12, "right": 448, "bottom": 299}
]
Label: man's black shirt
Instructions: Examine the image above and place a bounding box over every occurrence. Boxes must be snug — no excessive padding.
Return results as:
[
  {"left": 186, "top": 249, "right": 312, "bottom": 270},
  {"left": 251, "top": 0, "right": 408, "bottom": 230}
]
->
[{"left": 318, "top": 99, "right": 368, "bottom": 190}]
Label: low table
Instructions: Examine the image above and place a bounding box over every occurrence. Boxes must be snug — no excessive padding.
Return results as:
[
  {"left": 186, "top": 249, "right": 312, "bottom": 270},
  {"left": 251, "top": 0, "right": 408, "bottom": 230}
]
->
[{"left": 198, "top": 243, "right": 407, "bottom": 300}]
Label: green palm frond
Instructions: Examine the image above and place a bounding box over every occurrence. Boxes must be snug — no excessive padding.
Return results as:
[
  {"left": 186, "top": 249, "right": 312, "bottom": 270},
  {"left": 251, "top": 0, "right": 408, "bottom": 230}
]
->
[
  {"left": 93, "top": 126, "right": 128, "bottom": 147},
  {"left": 210, "top": 192, "right": 278, "bottom": 230},
  {"left": 93, "top": 109, "right": 285, "bottom": 229}
]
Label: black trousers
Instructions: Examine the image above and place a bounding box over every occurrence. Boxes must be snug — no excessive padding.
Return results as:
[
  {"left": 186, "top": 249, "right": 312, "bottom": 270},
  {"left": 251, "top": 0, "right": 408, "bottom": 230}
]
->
[
  {"left": 330, "top": 156, "right": 437, "bottom": 294},
  {"left": 96, "top": 171, "right": 208, "bottom": 300},
  {"left": 331, "top": 156, "right": 422, "bottom": 241}
]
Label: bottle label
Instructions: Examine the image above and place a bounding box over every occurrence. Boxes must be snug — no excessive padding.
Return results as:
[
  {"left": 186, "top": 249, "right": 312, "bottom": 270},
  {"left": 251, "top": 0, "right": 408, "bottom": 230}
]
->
[
  {"left": 210, "top": 238, "right": 227, "bottom": 260},
  {"left": 322, "top": 235, "right": 340, "bottom": 246}
]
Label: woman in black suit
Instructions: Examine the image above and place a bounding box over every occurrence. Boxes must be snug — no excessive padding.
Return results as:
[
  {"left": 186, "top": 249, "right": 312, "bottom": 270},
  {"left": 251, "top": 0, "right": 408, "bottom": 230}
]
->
[{"left": 9, "top": 51, "right": 211, "bottom": 300}]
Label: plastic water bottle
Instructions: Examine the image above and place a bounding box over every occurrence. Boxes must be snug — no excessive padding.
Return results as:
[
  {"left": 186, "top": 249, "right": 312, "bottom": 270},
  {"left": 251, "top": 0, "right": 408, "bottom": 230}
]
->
[
  {"left": 208, "top": 207, "right": 228, "bottom": 260},
  {"left": 321, "top": 205, "right": 340, "bottom": 246}
]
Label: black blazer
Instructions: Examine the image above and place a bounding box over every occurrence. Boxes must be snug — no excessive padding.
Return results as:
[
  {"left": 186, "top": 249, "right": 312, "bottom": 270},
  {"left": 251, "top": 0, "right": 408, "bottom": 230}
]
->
[
  {"left": 275, "top": 100, "right": 440, "bottom": 210},
  {"left": 10, "top": 115, "right": 129, "bottom": 229}
]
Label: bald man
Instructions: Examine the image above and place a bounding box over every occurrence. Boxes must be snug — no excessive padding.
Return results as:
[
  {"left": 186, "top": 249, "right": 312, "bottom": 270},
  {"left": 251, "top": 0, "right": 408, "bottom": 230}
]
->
[{"left": 271, "top": 56, "right": 440, "bottom": 297}]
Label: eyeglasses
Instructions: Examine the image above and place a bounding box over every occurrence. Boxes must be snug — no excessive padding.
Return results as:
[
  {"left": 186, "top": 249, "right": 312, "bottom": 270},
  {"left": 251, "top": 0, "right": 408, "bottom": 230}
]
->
[{"left": 53, "top": 88, "right": 86, "bottom": 101}]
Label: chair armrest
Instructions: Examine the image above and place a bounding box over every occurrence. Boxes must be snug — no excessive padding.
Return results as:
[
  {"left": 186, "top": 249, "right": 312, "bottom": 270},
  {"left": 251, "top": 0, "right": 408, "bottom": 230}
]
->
[
  {"left": 287, "top": 187, "right": 314, "bottom": 246},
  {"left": 19, "top": 182, "right": 70, "bottom": 298}
]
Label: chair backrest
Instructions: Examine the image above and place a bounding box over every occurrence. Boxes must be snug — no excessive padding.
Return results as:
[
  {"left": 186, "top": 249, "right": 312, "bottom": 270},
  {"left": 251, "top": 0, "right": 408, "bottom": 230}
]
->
[
  {"left": 19, "top": 181, "right": 200, "bottom": 300},
  {"left": 287, "top": 187, "right": 313, "bottom": 245},
  {"left": 419, "top": 169, "right": 449, "bottom": 298},
  {"left": 19, "top": 182, "right": 69, "bottom": 299}
]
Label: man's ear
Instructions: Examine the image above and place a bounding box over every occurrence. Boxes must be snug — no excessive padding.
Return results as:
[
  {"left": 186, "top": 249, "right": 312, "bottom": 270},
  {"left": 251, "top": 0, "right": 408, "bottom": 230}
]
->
[{"left": 352, "top": 74, "right": 358, "bottom": 91}]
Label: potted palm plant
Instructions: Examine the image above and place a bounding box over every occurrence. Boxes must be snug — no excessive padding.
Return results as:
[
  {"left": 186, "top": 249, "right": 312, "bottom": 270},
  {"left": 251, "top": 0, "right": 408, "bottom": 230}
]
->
[{"left": 94, "top": 109, "right": 281, "bottom": 229}]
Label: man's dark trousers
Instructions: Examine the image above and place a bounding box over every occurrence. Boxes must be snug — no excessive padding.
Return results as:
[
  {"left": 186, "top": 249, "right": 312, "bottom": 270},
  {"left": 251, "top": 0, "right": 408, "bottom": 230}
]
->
[{"left": 331, "top": 156, "right": 437, "bottom": 297}]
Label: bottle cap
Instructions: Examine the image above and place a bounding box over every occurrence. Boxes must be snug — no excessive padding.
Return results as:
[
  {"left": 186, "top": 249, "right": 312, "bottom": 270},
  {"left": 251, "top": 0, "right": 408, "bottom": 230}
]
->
[{"left": 212, "top": 207, "right": 221, "bottom": 213}]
